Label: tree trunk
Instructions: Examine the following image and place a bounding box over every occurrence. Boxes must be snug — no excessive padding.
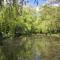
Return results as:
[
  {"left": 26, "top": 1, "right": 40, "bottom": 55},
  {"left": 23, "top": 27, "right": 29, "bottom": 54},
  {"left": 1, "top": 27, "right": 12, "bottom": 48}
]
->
[
  {"left": 13, "top": 0, "right": 17, "bottom": 6},
  {"left": 0, "top": 0, "right": 2, "bottom": 6}
]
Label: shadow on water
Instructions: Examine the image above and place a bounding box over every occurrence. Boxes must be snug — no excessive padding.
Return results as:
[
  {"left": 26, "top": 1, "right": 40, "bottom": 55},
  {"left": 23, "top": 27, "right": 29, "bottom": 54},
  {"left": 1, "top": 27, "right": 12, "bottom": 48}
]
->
[{"left": 0, "top": 34, "right": 60, "bottom": 60}]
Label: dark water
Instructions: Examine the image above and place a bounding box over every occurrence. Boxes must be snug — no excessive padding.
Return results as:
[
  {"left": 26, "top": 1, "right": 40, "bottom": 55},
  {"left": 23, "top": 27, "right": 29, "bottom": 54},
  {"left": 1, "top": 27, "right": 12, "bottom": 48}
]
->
[{"left": 0, "top": 34, "right": 60, "bottom": 60}]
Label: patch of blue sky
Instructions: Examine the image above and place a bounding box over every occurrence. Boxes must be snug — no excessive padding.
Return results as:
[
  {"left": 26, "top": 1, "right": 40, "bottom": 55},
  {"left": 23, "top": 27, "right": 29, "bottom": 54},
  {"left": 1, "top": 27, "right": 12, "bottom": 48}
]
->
[{"left": 27, "top": 0, "right": 47, "bottom": 7}]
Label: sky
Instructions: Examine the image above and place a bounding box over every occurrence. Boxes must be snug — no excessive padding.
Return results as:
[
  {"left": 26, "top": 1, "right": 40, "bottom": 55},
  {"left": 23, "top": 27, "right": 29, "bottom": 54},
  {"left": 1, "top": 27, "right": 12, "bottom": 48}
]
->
[{"left": 26, "top": 0, "right": 47, "bottom": 7}]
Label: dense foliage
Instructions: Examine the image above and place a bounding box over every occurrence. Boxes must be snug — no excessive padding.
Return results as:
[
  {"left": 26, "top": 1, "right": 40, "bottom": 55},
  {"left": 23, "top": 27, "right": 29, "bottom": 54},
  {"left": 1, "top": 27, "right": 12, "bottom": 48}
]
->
[{"left": 0, "top": 5, "right": 60, "bottom": 38}]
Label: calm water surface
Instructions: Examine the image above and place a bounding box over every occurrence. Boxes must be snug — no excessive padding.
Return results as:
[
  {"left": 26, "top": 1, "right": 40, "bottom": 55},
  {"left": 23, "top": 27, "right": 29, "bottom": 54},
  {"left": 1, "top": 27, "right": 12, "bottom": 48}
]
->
[{"left": 0, "top": 34, "right": 60, "bottom": 60}]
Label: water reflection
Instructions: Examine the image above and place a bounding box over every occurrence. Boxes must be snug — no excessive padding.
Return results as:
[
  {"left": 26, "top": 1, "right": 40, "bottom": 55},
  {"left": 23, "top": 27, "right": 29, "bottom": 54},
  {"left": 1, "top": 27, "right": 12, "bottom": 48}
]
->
[
  {"left": 35, "top": 54, "right": 41, "bottom": 60},
  {"left": 0, "top": 34, "right": 60, "bottom": 60}
]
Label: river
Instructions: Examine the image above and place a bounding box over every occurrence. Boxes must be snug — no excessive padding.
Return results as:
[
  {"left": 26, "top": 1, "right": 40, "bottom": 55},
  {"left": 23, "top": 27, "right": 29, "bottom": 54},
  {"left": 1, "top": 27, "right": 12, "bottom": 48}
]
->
[{"left": 0, "top": 34, "right": 60, "bottom": 60}]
